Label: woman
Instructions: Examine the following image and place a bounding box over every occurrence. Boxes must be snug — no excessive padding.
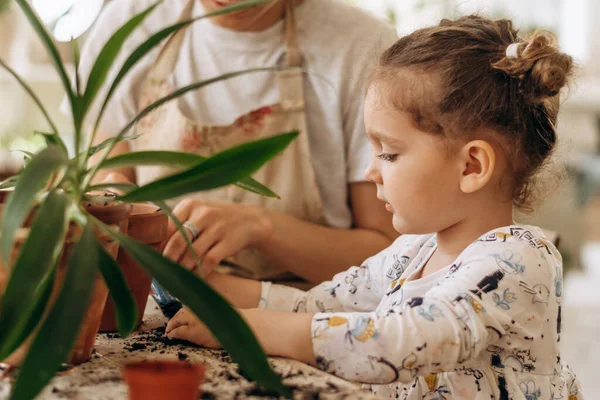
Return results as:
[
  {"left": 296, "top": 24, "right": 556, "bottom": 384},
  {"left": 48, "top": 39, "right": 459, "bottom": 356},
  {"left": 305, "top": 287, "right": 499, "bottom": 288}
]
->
[{"left": 77, "top": 0, "right": 398, "bottom": 286}]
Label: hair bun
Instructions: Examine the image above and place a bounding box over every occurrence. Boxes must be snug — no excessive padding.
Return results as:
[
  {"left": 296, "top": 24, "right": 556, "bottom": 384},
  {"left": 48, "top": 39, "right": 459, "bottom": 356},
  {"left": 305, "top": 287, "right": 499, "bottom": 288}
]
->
[{"left": 493, "top": 30, "right": 574, "bottom": 103}]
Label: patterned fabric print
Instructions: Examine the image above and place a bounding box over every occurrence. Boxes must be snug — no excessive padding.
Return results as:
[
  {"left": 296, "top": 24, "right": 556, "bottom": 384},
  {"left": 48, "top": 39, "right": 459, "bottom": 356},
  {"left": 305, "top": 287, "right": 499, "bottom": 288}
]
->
[{"left": 261, "top": 226, "right": 584, "bottom": 399}]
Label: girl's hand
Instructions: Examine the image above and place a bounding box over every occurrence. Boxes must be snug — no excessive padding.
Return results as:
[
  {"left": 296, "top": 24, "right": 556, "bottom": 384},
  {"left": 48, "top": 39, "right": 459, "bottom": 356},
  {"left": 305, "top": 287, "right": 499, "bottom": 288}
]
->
[
  {"left": 163, "top": 199, "right": 274, "bottom": 276},
  {"left": 165, "top": 307, "right": 220, "bottom": 348}
]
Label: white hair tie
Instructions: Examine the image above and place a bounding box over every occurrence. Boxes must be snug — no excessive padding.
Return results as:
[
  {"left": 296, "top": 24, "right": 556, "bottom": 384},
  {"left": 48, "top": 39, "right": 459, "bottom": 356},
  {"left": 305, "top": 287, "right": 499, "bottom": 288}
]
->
[{"left": 505, "top": 43, "right": 520, "bottom": 59}]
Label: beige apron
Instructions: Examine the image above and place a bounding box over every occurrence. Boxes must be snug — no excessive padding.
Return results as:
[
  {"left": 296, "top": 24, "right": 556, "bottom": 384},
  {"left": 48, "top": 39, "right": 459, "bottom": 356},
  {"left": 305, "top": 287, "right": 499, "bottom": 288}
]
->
[{"left": 132, "top": 0, "right": 325, "bottom": 281}]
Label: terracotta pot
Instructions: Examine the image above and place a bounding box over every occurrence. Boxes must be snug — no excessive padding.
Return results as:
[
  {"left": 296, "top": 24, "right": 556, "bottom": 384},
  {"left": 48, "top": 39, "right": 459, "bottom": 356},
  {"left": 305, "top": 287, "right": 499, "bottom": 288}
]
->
[
  {"left": 60, "top": 235, "right": 119, "bottom": 364},
  {"left": 100, "top": 203, "right": 168, "bottom": 332},
  {"left": 1, "top": 227, "right": 119, "bottom": 366},
  {"left": 124, "top": 361, "right": 205, "bottom": 400},
  {"left": 0, "top": 189, "right": 11, "bottom": 204},
  {"left": 83, "top": 193, "right": 131, "bottom": 236},
  {"left": 0, "top": 197, "right": 130, "bottom": 367}
]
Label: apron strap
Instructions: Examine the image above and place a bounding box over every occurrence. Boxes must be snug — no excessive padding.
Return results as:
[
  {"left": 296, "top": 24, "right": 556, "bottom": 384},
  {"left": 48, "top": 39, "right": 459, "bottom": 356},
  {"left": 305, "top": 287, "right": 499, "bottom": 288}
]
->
[
  {"left": 147, "top": 0, "right": 195, "bottom": 81},
  {"left": 278, "top": 0, "right": 304, "bottom": 110},
  {"left": 284, "top": 0, "right": 302, "bottom": 67}
]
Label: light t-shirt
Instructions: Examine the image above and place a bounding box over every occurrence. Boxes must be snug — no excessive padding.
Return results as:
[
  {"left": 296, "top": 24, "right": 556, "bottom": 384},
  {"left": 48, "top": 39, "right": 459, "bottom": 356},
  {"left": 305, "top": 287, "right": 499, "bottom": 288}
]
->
[{"left": 69, "top": 0, "right": 398, "bottom": 228}]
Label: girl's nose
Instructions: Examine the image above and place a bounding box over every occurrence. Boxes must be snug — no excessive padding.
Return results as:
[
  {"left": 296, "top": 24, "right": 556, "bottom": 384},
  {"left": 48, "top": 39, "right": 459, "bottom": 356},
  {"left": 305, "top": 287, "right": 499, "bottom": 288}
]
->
[{"left": 364, "top": 161, "right": 382, "bottom": 184}]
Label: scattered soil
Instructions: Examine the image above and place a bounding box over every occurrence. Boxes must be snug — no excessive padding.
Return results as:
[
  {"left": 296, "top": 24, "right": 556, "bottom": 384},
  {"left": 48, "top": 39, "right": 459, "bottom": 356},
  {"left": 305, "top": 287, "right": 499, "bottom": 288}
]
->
[
  {"left": 95, "top": 329, "right": 378, "bottom": 399},
  {"left": 199, "top": 391, "right": 217, "bottom": 399},
  {"left": 125, "top": 343, "right": 147, "bottom": 352},
  {"left": 50, "top": 386, "right": 79, "bottom": 399},
  {"left": 102, "top": 326, "right": 201, "bottom": 354}
]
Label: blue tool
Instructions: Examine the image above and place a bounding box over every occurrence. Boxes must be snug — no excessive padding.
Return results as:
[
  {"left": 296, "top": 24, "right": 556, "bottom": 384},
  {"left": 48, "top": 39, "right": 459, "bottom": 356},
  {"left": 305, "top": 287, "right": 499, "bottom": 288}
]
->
[{"left": 151, "top": 279, "right": 182, "bottom": 318}]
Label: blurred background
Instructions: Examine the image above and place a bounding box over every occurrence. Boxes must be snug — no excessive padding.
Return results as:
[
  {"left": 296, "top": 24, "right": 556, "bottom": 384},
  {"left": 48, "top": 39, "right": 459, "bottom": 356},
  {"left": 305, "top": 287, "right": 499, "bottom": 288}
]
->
[{"left": 0, "top": 0, "right": 598, "bottom": 393}]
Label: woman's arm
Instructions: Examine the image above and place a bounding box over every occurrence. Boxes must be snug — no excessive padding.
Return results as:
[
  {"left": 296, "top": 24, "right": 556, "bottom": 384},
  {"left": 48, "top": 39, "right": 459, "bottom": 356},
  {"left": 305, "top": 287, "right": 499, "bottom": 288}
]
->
[
  {"left": 165, "top": 182, "right": 397, "bottom": 283},
  {"left": 256, "top": 182, "right": 397, "bottom": 282},
  {"left": 205, "top": 239, "right": 389, "bottom": 313}
]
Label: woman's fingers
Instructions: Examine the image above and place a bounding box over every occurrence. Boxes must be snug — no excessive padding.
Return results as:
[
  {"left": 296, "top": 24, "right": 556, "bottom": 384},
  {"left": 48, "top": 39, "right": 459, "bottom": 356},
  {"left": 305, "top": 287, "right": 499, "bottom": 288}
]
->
[
  {"left": 163, "top": 226, "right": 195, "bottom": 265},
  {"left": 179, "top": 227, "right": 219, "bottom": 270},
  {"left": 166, "top": 199, "right": 195, "bottom": 237},
  {"left": 203, "top": 240, "right": 237, "bottom": 272}
]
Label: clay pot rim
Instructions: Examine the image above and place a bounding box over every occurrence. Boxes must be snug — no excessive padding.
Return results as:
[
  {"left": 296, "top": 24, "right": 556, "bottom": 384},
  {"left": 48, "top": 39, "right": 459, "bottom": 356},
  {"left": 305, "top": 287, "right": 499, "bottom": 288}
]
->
[
  {"left": 125, "top": 360, "right": 203, "bottom": 371},
  {"left": 83, "top": 199, "right": 132, "bottom": 212},
  {"left": 129, "top": 203, "right": 165, "bottom": 219},
  {"left": 124, "top": 360, "right": 205, "bottom": 379}
]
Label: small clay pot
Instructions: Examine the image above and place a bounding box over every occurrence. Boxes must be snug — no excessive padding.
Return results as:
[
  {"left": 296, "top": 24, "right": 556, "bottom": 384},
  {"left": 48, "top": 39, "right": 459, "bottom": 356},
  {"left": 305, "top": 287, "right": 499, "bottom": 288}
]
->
[
  {"left": 100, "top": 203, "right": 168, "bottom": 332},
  {"left": 124, "top": 361, "right": 205, "bottom": 400},
  {"left": 83, "top": 192, "right": 131, "bottom": 236}
]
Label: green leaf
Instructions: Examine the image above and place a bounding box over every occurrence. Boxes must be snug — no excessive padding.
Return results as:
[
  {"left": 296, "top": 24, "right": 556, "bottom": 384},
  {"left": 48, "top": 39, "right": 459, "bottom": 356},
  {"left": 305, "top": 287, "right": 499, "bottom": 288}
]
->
[
  {"left": 96, "top": 239, "right": 138, "bottom": 337},
  {"left": 80, "top": 1, "right": 162, "bottom": 119},
  {"left": 121, "top": 132, "right": 298, "bottom": 202},
  {"left": 12, "top": 265, "right": 57, "bottom": 353},
  {"left": 1, "top": 145, "right": 68, "bottom": 263},
  {"left": 120, "top": 68, "right": 281, "bottom": 141},
  {"left": 104, "top": 228, "right": 290, "bottom": 397},
  {"left": 99, "top": 151, "right": 279, "bottom": 198},
  {"left": 11, "top": 150, "right": 35, "bottom": 159},
  {"left": 153, "top": 200, "right": 202, "bottom": 275},
  {"left": 34, "top": 131, "right": 68, "bottom": 155},
  {"left": 86, "top": 133, "right": 142, "bottom": 160},
  {"left": 14, "top": 0, "right": 76, "bottom": 117},
  {"left": 0, "top": 176, "right": 18, "bottom": 190},
  {"left": 71, "top": 38, "right": 81, "bottom": 96},
  {"left": 101, "top": 150, "right": 204, "bottom": 170},
  {"left": 10, "top": 220, "right": 99, "bottom": 400},
  {"left": 0, "top": 190, "right": 69, "bottom": 360},
  {"left": 85, "top": 66, "right": 283, "bottom": 191},
  {"left": 87, "top": 182, "right": 138, "bottom": 194},
  {"left": 0, "top": 59, "right": 65, "bottom": 152},
  {"left": 91, "top": 0, "right": 272, "bottom": 138}
]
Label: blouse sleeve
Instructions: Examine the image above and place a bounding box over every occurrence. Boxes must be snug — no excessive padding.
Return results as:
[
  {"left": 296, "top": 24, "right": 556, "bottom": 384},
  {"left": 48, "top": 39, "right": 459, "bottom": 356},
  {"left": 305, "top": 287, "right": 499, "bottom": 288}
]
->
[{"left": 308, "top": 233, "right": 560, "bottom": 384}]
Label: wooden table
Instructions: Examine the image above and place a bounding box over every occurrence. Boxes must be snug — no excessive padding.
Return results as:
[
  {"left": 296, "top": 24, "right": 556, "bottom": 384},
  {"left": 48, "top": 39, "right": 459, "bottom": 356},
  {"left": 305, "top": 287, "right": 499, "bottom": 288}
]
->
[{"left": 0, "top": 298, "right": 380, "bottom": 399}]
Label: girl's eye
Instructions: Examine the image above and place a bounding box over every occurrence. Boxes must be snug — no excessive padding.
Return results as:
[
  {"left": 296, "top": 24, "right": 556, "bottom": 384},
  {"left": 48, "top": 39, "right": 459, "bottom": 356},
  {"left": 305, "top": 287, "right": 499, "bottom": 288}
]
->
[{"left": 377, "top": 153, "right": 398, "bottom": 162}]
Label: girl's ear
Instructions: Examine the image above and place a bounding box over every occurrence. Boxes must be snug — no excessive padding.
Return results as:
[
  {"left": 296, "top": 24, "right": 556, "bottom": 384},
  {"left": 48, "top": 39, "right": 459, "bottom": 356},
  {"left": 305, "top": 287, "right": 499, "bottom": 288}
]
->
[{"left": 458, "top": 140, "right": 496, "bottom": 194}]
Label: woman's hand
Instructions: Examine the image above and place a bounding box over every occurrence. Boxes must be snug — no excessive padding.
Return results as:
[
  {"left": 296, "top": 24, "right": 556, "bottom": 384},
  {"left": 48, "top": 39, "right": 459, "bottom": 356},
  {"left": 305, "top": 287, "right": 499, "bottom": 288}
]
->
[
  {"left": 163, "top": 199, "right": 274, "bottom": 275},
  {"left": 165, "top": 307, "right": 220, "bottom": 348}
]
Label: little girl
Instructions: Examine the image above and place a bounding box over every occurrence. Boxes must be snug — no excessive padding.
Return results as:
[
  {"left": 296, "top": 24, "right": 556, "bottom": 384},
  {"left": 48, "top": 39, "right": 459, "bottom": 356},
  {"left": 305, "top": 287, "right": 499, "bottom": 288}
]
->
[{"left": 166, "top": 15, "right": 583, "bottom": 399}]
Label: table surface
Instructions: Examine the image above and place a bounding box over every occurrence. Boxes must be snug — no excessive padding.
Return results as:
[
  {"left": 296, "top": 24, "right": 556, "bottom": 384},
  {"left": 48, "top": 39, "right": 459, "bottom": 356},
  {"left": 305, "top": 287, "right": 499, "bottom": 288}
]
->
[{"left": 0, "top": 298, "right": 380, "bottom": 399}]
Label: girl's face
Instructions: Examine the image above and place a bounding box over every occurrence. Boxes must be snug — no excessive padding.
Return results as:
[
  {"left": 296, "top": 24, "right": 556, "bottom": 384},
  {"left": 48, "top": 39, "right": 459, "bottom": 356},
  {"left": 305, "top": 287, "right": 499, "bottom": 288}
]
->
[
  {"left": 363, "top": 88, "right": 468, "bottom": 235},
  {"left": 200, "top": 0, "right": 283, "bottom": 31}
]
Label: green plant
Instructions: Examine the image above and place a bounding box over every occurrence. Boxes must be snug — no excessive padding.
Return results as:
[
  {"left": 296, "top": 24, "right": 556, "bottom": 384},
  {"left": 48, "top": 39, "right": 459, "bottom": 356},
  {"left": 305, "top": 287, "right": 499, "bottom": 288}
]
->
[
  {"left": 0, "top": 0, "right": 294, "bottom": 399},
  {"left": 0, "top": 0, "right": 10, "bottom": 14}
]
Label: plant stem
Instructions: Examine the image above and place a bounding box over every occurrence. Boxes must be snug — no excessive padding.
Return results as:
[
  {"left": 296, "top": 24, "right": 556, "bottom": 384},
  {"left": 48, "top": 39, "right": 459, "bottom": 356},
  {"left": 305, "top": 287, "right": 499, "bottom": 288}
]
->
[{"left": 0, "top": 58, "right": 60, "bottom": 136}]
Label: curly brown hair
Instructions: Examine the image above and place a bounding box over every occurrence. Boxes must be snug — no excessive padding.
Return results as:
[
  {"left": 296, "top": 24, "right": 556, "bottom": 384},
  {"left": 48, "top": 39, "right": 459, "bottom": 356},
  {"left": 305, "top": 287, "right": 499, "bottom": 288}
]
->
[{"left": 368, "top": 15, "right": 574, "bottom": 211}]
